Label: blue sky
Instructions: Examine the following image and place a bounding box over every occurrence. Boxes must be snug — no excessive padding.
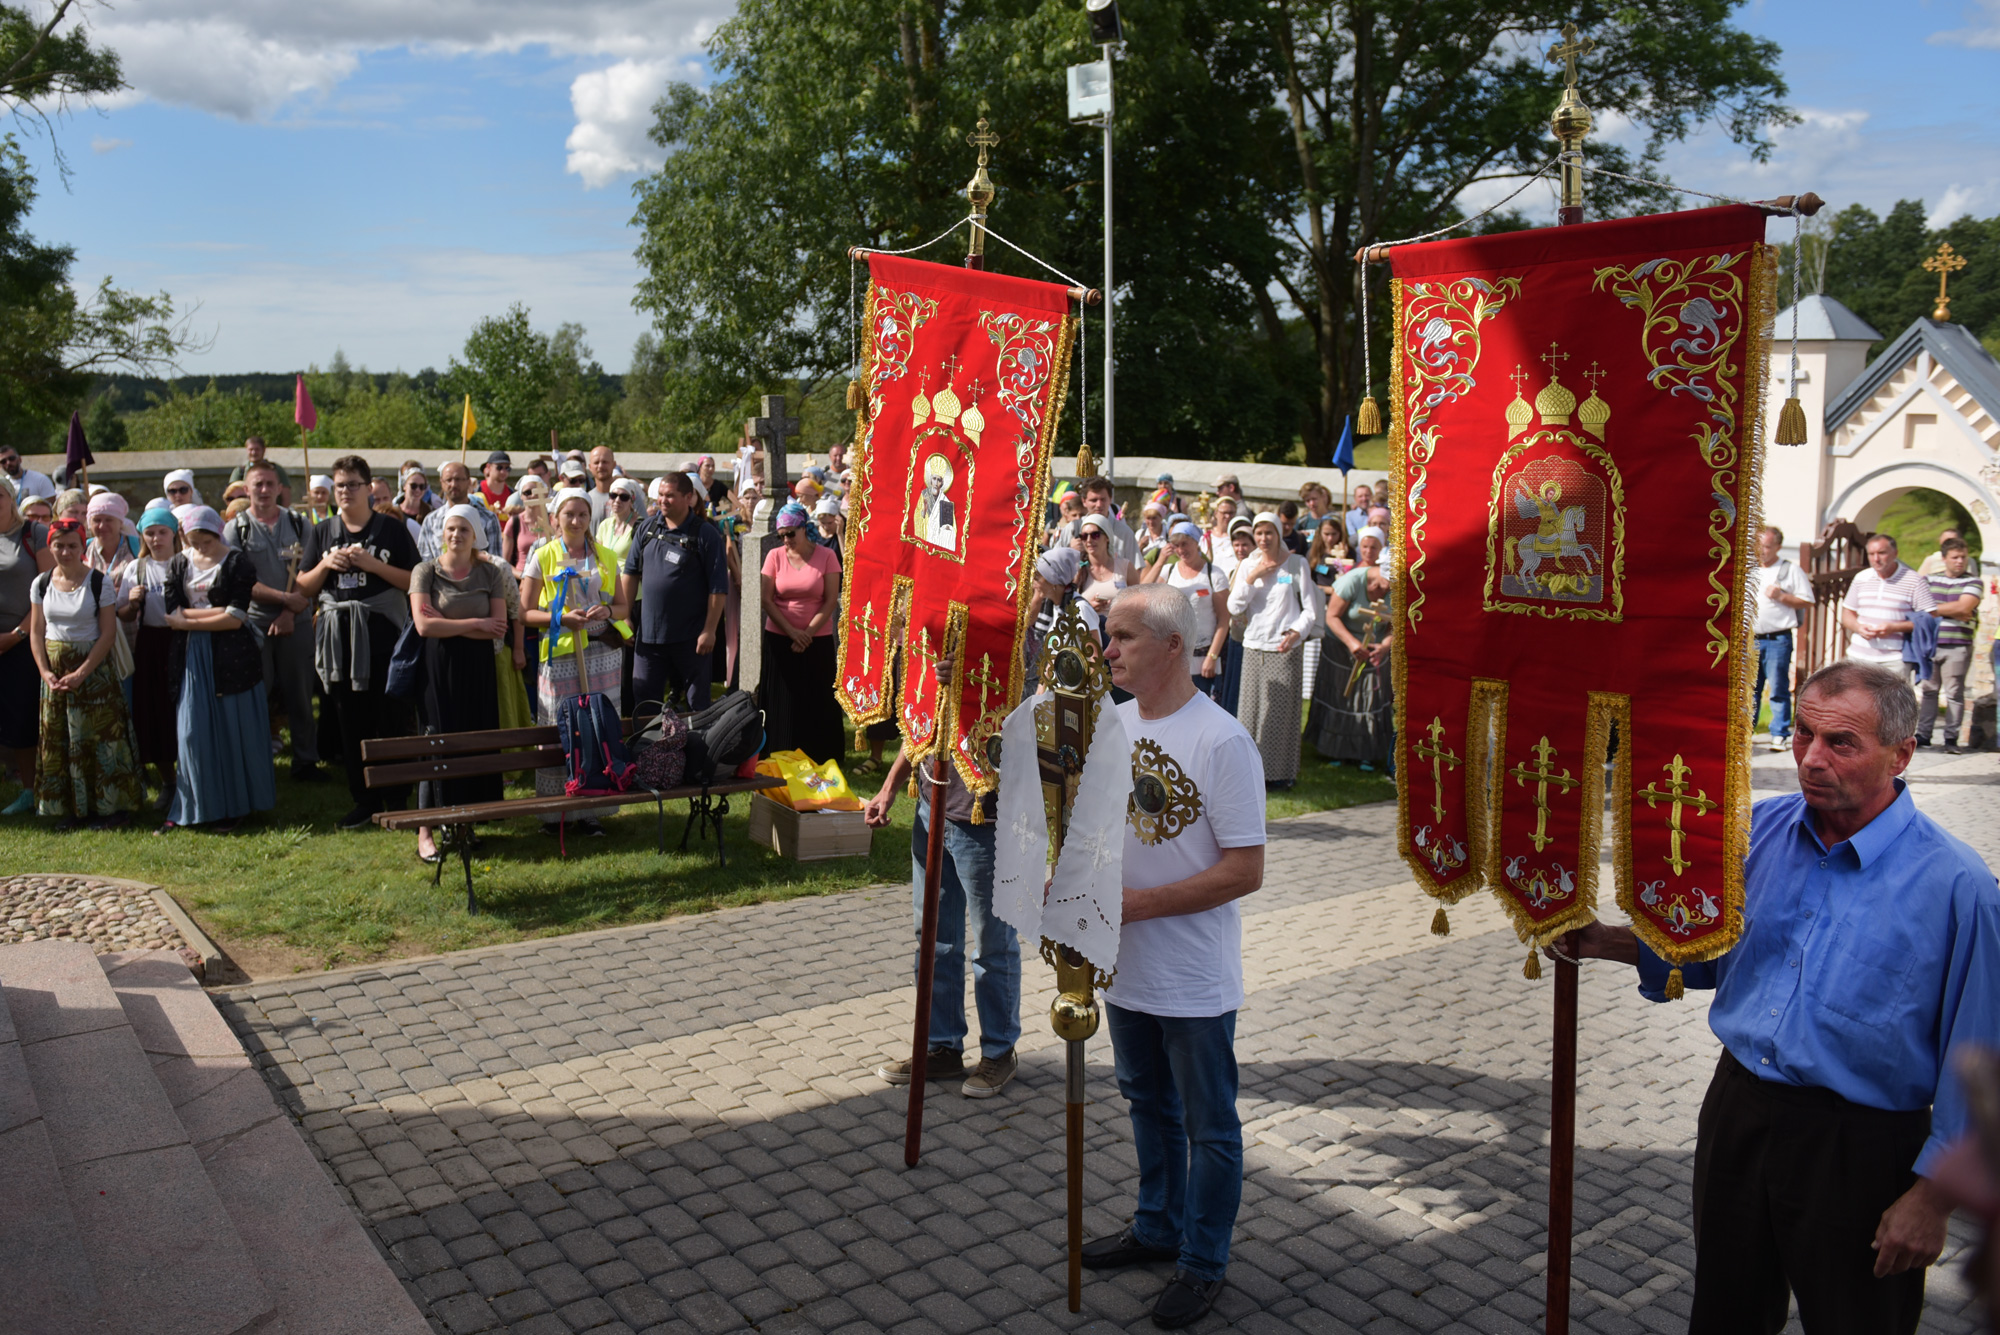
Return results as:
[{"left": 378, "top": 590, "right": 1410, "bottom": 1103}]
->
[{"left": 11, "top": 0, "right": 1999, "bottom": 375}]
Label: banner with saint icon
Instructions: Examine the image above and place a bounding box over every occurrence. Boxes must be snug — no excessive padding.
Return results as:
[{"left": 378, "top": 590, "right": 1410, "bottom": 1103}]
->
[
  {"left": 1385, "top": 205, "right": 1775, "bottom": 985},
  {"left": 836, "top": 255, "right": 1078, "bottom": 799}
]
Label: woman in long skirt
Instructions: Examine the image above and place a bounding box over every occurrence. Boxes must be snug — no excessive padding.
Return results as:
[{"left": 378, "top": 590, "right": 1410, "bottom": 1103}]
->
[
  {"left": 160, "top": 506, "right": 275, "bottom": 834},
  {"left": 1224, "top": 513, "right": 1322, "bottom": 787},
  {"left": 127, "top": 508, "right": 180, "bottom": 805},
  {"left": 758, "top": 506, "right": 844, "bottom": 764},
  {"left": 1212, "top": 519, "right": 1254, "bottom": 716},
  {"left": 27, "top": 519, "right": 140, "bottom": 828},
  {"left": 1309, "top": 539, "right": 1396, "bottom": 770},
  {"left": 411, "top": 508, "right": 509, "bottom": 862},
  {"left": 523, "top": 489, "right": 628, "bottom": 837}
]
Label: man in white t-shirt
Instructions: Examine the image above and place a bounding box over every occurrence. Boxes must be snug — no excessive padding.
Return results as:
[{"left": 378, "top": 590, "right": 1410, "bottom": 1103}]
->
[
  {"left": 0, "top": 445, "right": 56, "bottom": 503},
  {"left": 1751, "top": 525, "right": 1815, "bottom": 751},
  {"left": 1082, "top": 584, "right": 1266, "bottom": 1330},
  {"left": 1841, "top": 534, "right": 1937, "bottom": 680}
]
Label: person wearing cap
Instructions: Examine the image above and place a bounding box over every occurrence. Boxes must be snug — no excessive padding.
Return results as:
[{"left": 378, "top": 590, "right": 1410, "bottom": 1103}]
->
[
  {"left": 418, "top": 462, "right": 503, "bottom": 561},
  {"left": 1141, "top": 520, "right": 1232, "bottom": 695},
  {"left": 619, "top": 471, "right": 727, "bottom": 716},
  {"left": 227, "top": 436, "right": 292, "bottom": 506},
  {"left": 1309, "top": 525, "right": 1394, "bottom": 770},
  {"left": 1203, "top": 496, "right": 1242, "bottom": 573},
  {"left": 1213, "top": 472, "right": 1244, "bottom": 505},
  {"left": 24, "top": 515, "right": 140, "bottom": 829},
  {"left": 1225, "top": 512, "right": 1321, "bottom": 786},
  {"left": 227, "top": 458, "right": 322, "bottom": 782},
  {"left": 1148, "top": 473, "right": 1180, "bottom": 514},
  {"left": 759, "top": 504, "right": 843, "bottom": 763},
  {"left": 158, "top": 505, "right": 276, "bottom": 834},
  {"left": 478, "top": 451, "right": 513, "bottom": 511},
  {"left": 297, "top": 454, "right": 421, "bottom": 829},
  {"left": 408, "top": 505, "right": 510, "bottom": 862},
  {"left": 811, "top": 494, "right": 843, "bottom": 550},
  {"left": 1137, "top": 500, "right": 1170, "bottom": 567}
]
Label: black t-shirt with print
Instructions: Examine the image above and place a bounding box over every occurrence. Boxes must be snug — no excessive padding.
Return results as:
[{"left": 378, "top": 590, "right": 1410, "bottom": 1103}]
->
[{"left": 302, "top": 512, "right": 419, "bottom": 602}]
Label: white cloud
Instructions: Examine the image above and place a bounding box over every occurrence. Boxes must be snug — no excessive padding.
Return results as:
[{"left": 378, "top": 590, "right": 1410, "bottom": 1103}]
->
[
  {"left": 1930, "top": 0, "right": 2000, "bottom": 48},
  {"left": 565, "top": 58, "right": 687, "bottom": 189},
  {"left": 89, "top": 135, "right": 130, "bottom": 153},
  {"left": 1928, "top": 183, "right": 1989, "bottom": 228}
]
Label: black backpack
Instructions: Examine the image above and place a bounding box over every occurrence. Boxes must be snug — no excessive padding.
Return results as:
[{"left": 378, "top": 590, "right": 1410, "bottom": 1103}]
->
[{"left": 681, "top": 690, "right": 763, "bottom": 785}]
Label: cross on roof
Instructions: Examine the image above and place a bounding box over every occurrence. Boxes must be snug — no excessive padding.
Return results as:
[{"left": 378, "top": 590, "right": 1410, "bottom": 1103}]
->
[
  {"left": 1510, "top": 365, "right": 1530, "bottom": 396},
  {"left": 1539, "top": 342, "right": 1570, "bottom": 377},
  {"left": 939, "top": 353, "right": 962, "bottom": 382},
  {"left": 1547, "top": 23, "right": 1595, "bottom": 89},
  {"left": 1924, "top": 242, "right": 1969, "bottom": 322},
  {"left": 1583, "top": 361, "right": 1607, "bottom": 395}
]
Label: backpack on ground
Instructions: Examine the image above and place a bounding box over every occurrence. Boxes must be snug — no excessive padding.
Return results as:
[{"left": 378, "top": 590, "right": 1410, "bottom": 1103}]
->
[{"left": 681, "top": 690, "right": 763, "bottom": 786}]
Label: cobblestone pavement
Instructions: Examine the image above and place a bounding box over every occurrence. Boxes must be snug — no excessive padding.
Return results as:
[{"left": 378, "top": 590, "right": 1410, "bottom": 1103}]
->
[{"left": 216, "top": 747, "right": 1999, "bottom": 1335}]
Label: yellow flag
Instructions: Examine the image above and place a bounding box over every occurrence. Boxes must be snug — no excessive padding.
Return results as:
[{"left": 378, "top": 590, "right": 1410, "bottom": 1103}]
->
[{"left": 461, "top": 394, "right": 477, "bottom": 444}]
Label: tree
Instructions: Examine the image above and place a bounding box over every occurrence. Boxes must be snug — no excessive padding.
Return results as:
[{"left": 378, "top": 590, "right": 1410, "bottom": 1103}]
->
[
  {"left": 438, "top": 305, "right": 615, "bottom": 456},
  {"left": 1, "top": 1, "right": 123, "bottom": 155},
  {"left": 634, "top": 0, "right": 1790, "bottom": 464},
  {"left": 1809, "top": 200, "right": 2000, "bottom": 354}
]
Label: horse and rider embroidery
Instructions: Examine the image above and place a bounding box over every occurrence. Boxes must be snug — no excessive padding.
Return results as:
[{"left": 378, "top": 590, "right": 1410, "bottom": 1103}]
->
[{"left": 1502, "top": 466, "right": 1604, "bottom": 602}]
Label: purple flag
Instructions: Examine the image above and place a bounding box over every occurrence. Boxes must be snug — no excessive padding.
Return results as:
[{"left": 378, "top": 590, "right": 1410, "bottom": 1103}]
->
[{"left": 65, "top": 410, "right": 94, "bottom": 477}]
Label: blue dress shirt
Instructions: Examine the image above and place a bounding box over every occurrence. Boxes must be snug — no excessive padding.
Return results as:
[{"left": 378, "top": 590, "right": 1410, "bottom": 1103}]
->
[{"left": 1638, "top": 780, "right": 1999, "bottom": 1175}]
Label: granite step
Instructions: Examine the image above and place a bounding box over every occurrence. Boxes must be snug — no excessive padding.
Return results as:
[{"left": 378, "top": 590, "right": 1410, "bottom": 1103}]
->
[
  {"left": 0, "top": 940, "right": 280, "bottom": 1335},
  {"left": 0, "top": 965, "right": 108, "bottom": 1333},
  {"left": 98, "top": 951, "right": 430, "bottom": 1335}
]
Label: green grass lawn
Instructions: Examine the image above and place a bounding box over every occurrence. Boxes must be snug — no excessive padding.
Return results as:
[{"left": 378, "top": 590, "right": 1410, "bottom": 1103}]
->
[{"left": 2, "top": 733, "right": 1393, "bottom": 978}]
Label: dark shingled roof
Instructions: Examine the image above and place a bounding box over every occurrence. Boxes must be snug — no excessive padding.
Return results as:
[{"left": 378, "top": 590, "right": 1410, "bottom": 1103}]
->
[{"left": 1825, "top": 316, "right": 2000, "bottom": 434}]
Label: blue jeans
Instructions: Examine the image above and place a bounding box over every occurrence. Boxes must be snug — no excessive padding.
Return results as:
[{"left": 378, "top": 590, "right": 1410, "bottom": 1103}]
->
[
  {"left": 1752, "top": 633, "right": 1795, "bottom": 738},
  {"left": 1107, "top": 1003, "right": 1242, "bottom": 1282},
  {"left": 910, "top": 805, "right": 1020, "bottom": 1059}
]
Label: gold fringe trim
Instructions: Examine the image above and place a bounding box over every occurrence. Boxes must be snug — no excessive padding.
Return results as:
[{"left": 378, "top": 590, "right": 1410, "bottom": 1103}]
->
[
  {"left": 1665, "top": 967, "right": 1685, "bottom": 1001},
  {"left": 968, "top": 804, "right": 984, "bottom": 826},
  {"left": 1357, "top": 395, "right": 1383, "bottom": 436},
  {"left": 1431, "top": 907, "right": 1450, "bottom": 937}
]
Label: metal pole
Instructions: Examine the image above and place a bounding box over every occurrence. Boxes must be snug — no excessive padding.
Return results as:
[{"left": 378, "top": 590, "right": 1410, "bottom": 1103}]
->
[
  {"left": 1101, "top": 42, "right": 1115, "bottom": 487},
  {"left": 905, "top": 773, "right": 948, "bottom": 1167},
  {"left": 1548, "top": 955, "right": 1578, "bottom": 1335},
  {"left": 1066, "top": 1039, "right": 1086, "bottom": 1311}
]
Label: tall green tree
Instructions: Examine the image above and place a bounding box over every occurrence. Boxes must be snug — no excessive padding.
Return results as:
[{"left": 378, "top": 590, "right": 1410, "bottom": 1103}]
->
[
  {"left": 1811, "top": 200, "right": 2000, "bottom": 354},
  {"left": 633, "top": 0, "right": 1791, "bottom": 465},
  {"left": 438, "top": 305, "right": 616, "bottom": 456}
]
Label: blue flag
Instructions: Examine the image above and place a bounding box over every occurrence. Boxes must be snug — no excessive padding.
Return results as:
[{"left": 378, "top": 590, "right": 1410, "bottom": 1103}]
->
[{"left": 1331, "top": 415, "right": 1356, "bottom": 473}]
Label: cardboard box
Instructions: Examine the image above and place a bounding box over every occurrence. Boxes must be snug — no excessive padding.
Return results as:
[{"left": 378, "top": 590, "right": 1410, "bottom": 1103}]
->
[{"left": 748, "top": 792, "right": 874, "bottom": 862}]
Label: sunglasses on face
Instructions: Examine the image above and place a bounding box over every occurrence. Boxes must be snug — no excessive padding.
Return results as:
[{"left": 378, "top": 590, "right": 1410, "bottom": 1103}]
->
[{"left": 167, "top": 485, "right": 192, "bottom": 496}]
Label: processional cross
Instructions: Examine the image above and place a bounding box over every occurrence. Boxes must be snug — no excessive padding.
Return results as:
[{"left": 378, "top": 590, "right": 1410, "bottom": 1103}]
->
[
  {"left": 1637, "top": 753, "right": 1717, "bottom": 876},
  {"left": 1547, "top": 22, "right": 1595, "bottom": 89},
  {"left": 1412, "top": 716, "right": 1462, "bottom": 824},
  {"left": 1508, "top": 734, "right": 1578, "bottom": 852},
  {"left": 1925, "top": 242, "right": 1968, "bottom": 322}
]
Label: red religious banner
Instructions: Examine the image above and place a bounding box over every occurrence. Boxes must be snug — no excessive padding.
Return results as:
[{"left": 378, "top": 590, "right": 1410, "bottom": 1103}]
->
[
  {"left": 1387, "top": 206, "right": 1776, "bottom": 987},
  {"left": 836, "top": 255, "right": 1078, "bottom": 800}
]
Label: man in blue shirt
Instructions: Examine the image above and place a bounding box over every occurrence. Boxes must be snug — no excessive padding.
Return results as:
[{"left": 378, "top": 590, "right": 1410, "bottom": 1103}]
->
[
  {"left": 1564, "top": 661, "right": 1998, "bottom": 1335},
  {"left": 617, "top": 471, "right": 726, "bottom": 715}
]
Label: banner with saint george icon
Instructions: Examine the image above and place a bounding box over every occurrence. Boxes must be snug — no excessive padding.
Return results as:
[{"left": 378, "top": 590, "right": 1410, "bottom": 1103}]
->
[
  {"left": 836, "top": 254, "right": 1078, "bottom": 803},
  {"left": 1385, "top": 205, "right": 1776, "bottom": 991}
]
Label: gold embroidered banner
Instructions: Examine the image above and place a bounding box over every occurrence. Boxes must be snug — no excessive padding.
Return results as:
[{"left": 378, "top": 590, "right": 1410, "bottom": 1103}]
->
[
  {"left": 836, "top": 256, "right": 1077, "bottom": 795},
  {"left": 1387, "top": 206, "right": 1775, "bottom": 979}
]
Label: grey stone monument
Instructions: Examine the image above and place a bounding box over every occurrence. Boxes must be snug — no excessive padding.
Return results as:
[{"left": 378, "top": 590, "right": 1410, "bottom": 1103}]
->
[{"left": 736, "top": 394, "right": 802, "bottom": 699}]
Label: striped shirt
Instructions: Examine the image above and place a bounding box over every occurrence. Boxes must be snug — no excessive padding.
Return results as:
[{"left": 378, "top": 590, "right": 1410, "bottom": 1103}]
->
[
  {"left": 1926, "top": 572, "right": 1983, "bottom": 648},
  {"left": 1842, "top": 563, "right": 1937, "bottom": 663}
]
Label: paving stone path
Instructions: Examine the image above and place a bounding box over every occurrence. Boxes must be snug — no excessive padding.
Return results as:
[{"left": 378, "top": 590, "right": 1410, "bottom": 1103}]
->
[{"left": 216, "top": 745, "right": 2000, "bottom": 1335}]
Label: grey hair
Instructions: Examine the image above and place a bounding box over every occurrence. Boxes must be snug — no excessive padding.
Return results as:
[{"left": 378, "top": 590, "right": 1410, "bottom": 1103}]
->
[
  {"left": 1112, "top": 583, "right": 1197, "bottom": 652},
  {"left": 1799, "top": 661, "right": 1918, "bottom": 744}
]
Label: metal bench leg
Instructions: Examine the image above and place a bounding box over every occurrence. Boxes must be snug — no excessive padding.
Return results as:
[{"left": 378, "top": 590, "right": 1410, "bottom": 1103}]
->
[
  {"left": 431, "top": 831, "right": 447, "bottom": 888},
  {"left": 655, "top": 792, "right": 666, "bottom": 855},
  {"left": 457, "top": 823, "right": 479, "bottom": 915},
  {"left": 679, "top": 793, "right": 705, "bottom": 852},
  {"left": 713, "top": 796, "right": 730, "bottom": 869}
]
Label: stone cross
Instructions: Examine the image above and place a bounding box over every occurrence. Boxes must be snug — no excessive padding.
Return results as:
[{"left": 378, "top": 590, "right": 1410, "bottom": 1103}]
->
[
  {"left": 1508, "top": 734, "right": 1578, "bottom": 853},
  {"left": 747, "top": 394, "right": 802, "bottom": 526},
  {"left": 1638, "top": 753, "right": 1717, "bottom": 876},
  {"left": 737, "top": 394, "right": 804, "bottom": 697}
]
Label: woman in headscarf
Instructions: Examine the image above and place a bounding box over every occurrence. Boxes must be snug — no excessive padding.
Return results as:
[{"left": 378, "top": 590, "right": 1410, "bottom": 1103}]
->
[
  {"left": 1308, "top": 525, "right": 1395, "bottom": 771},
  {"left": 595, "top": 476, "right": 646, "bottom": 716},
  {"left": 504, "top": 474, "right": 556, "bottom": 711},
  {"left": 85, "top": 492, "right": 139, "bottom": 577},
  {"left": 162, "top": 469, "right": 203, "bottom": 509},
  {"left": 1142, "top": 520, "right": 1231, "bottom": 695},
  {"left": 523, "top": 487, "right": 628, "bottom": 837},
  {"left": 759, "top": 504, "right": 843, "bottom": 763},
  {"left": 159, "top": 506, "right": 275, "bottom": 834},
  {"left": 1225, "top": 512, "right": 1322, "bottom": 786},
  {"left": 1075, "top": 513, "right": 1128, "bottom": 619},
  {"left": 307, "top": 474, "right": 334, "bottom": 517},
  {"left": 1137, "top": 500, "right": 1169, "bottom": 570},
  {"left": 0, "top": 475, "right": 54, "bottom": 814},
  {"left": 25, "top": 517, "right": 140, "bottom": 828},
  {"left": 126, "top": 507, "right": 180, "bottom": 805},
  {"left": 1213, "top": 516, "right": 1255, "bottom": 715},
  {"left": 409, "top": 506, "right": 509, "bottom": 862},
  {"left": 1022, "top": 546, "right": 1091, "bottom": 684}
]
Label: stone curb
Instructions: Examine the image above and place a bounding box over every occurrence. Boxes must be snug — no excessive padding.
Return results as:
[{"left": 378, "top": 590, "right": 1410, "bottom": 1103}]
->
[{"left": 43, "top": 874, "right": 225, "bottom": 982}]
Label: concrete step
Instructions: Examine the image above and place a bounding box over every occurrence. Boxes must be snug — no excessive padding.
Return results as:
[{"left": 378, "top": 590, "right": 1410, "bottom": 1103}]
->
[
  {"left": 98, "top": 951, "right": 430, "bottom": 1335},
  {"left": 0, "top": 940, "right": 279, "bottom": 1335},
  {"left": 0, "top": 966, "right": 108, "bottom": 1334}
]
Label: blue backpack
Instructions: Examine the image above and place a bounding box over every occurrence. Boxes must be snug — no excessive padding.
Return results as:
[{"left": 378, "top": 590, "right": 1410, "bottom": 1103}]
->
[{"left": 547, "top": 569, "right": 635, "bottom": 797}]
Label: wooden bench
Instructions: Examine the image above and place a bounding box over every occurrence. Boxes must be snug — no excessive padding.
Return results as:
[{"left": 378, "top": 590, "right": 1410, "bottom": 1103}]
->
[{"left": 359, "top": 724, "right": 782, "bottom": 913}]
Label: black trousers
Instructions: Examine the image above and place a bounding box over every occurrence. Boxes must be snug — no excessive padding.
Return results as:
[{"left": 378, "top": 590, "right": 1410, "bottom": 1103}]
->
[
  {"left": 322, "top": 622, "right": 413, "bottom": 811},
  {"left": 631, "top": 639, "right": 712, "bottom": 719},
  {"left": 1690, "top": 1050, "right": 1930, "bottom": 1335}
]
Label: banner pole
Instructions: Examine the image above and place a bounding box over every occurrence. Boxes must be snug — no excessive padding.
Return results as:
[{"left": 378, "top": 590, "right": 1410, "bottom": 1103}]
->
[
  {"left": 300, "top": 426, "right": 315, "bottom": 523},
  {"left": 904, "top": 771, "right": 947, "bottom": 1167}
]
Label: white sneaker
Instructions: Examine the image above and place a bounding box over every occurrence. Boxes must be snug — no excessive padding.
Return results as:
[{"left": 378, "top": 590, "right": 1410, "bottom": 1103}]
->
[{"left": 1767, "top": 736, "right": 1790, "bottom": 752}]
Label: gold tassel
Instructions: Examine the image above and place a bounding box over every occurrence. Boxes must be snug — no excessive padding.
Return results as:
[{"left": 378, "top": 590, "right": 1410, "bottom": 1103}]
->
[
  {"left": 969, "top": 804, "right": 985, "bottom": 826},
  {"left": 1665, "top": 967, "right": 1685, "bottom": 1001},
  {"left": 1523, "top": 947, "right": 1542, "bottom": 981},
  {"left": 1356, "top": 395, "right": 1383, "bottom": 436},
  {"left": 907, "top": 774, "right": 918, "bottom": 799},
  {"left": 846, "top": 378, "right": 864, "bottom": 411},
  {"left": 1431, "top": 907, "right": 1450, "bottom": 937},
  {"left": 1774, "top": 396, "right": 1807, "bottom": 445}
]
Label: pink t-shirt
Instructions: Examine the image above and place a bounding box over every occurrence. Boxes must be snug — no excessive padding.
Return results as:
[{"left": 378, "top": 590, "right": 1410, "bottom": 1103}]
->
[{"left": 762, "top": 542, "right": 840, "bottom": 635}]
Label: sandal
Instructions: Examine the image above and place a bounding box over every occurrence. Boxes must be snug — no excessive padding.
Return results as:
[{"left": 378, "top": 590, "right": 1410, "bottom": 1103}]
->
[
  {"left": 418, "top": 847, "right": 445, "bottom": 865},
  {"left": 154, "top": 821, "right": 180, "bottom": 836},
  {"left": 854, "top": 758, "right": 884, "bottom": 776}
]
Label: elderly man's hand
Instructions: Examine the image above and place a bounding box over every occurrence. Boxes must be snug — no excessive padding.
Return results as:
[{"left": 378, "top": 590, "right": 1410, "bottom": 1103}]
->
[
  {"left": 1873, "top": 1178, "right": 1952, "bottom": 1277},
  {"left": 935, "top": 654, "right": 954, "bottom": 688}
]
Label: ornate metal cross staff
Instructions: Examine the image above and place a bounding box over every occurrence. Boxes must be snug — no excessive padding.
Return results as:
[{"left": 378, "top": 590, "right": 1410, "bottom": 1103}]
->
[
  {"left": 1508, "top": 735, "right": 1579, "bottom": 853},
  {"left": 1638, "top": 754, "right": 1718, "bottom": 875}
]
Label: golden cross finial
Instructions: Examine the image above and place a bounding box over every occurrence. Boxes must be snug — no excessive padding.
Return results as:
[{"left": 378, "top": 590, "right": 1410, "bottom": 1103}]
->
[
  {"left": 1924, "top": 242, "right": 1968, "bottom": 322},
  {"left": 1547, "top": 23, "right": 1595, "bottom": 90},
  {"left": 1508, "top": 735, "right": 1579, "bottom": 852},
  {"left": 1510, "top": 365, "right": 1530, "bottom": 396},
  {"left": 1638, "top": 754, "right": 1718, "bottom": 876},
  {"left": 968, "top": 118, "right": 1000, "bottom": 166},
  {"left": 940, "top": 353, "right": 962, "bottom": 382},
  {"left": 1539, "top": 342, "right": 1570, "bottom": 378},
  {"left": 1411, "top": 716, "right": 1462, "bottom": 825}
]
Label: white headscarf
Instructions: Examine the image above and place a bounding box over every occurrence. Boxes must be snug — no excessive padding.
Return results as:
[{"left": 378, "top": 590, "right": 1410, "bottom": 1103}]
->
[
  {"left": 442, "top": 503, "right": 490, "bottom": 549},
  {"left": 309, "top": 473, "right": 334, "bottom": 494},
  {"left": 551, "top": 487, "right": 593, "bottom": 513},
  {"left": 180, "top": 505, "right": 224, "bottom": 536},
  {"left": 163, "top": 468, "right": 204, "bottom": 504}
]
